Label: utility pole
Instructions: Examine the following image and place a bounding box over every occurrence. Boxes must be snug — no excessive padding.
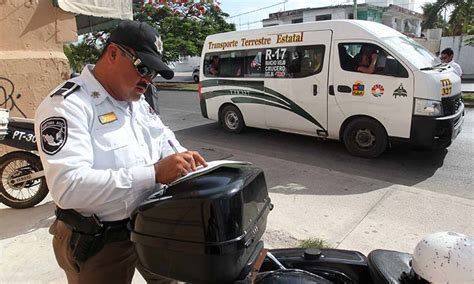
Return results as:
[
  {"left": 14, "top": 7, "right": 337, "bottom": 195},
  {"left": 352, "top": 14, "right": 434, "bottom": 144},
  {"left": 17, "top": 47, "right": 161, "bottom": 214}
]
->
[{"left": 353, "top": 0, "right": 357, "bottom": 20}]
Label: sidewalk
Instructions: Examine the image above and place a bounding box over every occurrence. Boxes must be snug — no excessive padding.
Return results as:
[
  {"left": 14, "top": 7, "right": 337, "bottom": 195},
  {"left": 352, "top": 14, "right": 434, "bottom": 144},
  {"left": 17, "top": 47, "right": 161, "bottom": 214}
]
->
[{"left": 1, "top": 184, "right": 472, "bottom": 283}]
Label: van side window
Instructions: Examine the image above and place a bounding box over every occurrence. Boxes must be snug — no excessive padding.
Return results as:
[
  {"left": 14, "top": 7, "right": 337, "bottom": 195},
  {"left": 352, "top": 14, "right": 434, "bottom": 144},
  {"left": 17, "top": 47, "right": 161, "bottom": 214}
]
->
[
  {"left": 203, "top": 45, "right": 325, "bottom": 79},
  {"left": 293, "top": 45, "right": 325, "bottom": 78},
  {"left": 204, "top": 52, "right": 244, "bottom": 77},
  {"left": 338, "top": 43, "right": 408, "bottom": 78}
]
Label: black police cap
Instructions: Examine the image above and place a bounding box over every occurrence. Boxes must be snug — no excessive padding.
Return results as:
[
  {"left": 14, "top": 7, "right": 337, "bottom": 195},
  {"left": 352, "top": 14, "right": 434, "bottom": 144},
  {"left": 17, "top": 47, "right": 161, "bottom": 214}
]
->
[{"left": 109, "top": 20, "right": 174, "bottom": 80}]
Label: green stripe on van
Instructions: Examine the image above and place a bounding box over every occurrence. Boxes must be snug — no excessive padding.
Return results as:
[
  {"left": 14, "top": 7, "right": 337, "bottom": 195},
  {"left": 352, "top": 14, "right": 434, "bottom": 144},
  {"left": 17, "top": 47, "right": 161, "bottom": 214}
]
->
[
  {"left": 201, "top": 80, "right": 324, "bottom": 131},
  {"left": 201, "top": 79, "right": 264, "bottom": 90},
  {"left": 230, "top": 97, "right": 291, "bottom": 111},
  {"left": 205, "top": 90, "right": 291, "bottom": 107}
]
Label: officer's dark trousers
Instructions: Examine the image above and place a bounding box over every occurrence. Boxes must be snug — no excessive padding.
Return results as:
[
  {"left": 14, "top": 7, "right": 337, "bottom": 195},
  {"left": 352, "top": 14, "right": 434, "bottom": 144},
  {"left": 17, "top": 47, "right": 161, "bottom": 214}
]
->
[{"left": 50, "top": 220, "right": 177, "bottom": 284}]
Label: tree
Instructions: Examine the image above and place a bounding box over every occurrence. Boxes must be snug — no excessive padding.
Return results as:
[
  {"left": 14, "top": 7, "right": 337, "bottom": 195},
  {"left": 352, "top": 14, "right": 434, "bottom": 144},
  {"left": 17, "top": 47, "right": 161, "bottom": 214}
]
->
[
  {"left": 63, "top": 32, "right": 105, "bottom": 73},
  {"left": 133, "top": 1, "right": 235, "bottom": 62},
  {"left": 422, "top": 0, "right": 473, "bottom": 36},
  {"left": 421, "top": 3, "right": 446, "bottom": 31},
  {"left": 64, "top": 1, "right": 235, "bottom": 72}
]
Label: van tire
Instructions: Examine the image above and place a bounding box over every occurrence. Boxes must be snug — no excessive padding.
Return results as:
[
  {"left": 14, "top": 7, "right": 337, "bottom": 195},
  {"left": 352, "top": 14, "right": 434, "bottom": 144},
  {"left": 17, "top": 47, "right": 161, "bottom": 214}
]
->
[
  {"left": 193, "top": 75, "right": 199, "bottom": 83},
  {"left": 220, "top": 105, "right": 245, "bottom": 133},
  {"left": 343, "top": 118, "right": 387, "bottom": 158}
]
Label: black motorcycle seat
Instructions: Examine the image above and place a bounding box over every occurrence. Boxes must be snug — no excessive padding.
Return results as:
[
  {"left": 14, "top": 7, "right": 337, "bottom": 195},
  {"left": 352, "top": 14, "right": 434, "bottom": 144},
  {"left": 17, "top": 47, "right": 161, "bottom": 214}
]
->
[
  {"left": 9, "top": 118, "right": 34, "bottom": 130},
  {"left": 367, "top": 249, "right": 412, "bottom": 284}
]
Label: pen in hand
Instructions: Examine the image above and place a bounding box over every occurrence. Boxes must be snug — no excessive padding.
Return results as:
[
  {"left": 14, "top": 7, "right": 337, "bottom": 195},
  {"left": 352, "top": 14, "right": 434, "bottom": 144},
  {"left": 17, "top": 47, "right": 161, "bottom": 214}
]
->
[{"left": 168, "top": 140, "right": 179, "bottom": 154}]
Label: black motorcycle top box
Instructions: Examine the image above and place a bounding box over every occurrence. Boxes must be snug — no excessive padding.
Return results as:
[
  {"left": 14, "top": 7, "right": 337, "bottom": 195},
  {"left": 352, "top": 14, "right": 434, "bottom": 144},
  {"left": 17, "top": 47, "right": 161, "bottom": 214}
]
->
[{"left": 131, "top": 165, "right": 271, "bottom": 284}]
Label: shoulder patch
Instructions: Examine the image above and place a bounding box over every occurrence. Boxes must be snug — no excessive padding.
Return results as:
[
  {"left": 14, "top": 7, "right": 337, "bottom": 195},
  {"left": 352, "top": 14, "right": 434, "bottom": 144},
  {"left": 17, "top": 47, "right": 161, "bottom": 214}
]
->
[
  {"left": 40, "top": 117, "right": 68, "bottom": 155},
  {"left": 50, "top": 81, "right": 80, "bottom": 99}
]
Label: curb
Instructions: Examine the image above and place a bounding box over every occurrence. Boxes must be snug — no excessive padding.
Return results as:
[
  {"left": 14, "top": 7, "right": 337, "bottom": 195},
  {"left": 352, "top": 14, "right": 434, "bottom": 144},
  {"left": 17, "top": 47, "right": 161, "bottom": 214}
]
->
[
  {"left": 154, "top": 82, "right": 197, "bottom": 92},
  {"left": 157, "top": 88, "right": 196, "bottom": 92}
]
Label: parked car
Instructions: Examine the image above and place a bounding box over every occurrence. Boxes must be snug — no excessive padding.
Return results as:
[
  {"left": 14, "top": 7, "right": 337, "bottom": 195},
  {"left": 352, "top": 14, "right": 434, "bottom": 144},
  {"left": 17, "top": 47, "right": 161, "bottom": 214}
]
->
[{"left": 192, "top": 66, "right": 200, "bottom": 83}]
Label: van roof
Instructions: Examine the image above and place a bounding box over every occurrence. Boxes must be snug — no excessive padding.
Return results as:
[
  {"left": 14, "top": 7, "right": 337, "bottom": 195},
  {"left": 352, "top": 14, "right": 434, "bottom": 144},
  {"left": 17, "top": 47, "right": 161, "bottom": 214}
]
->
[{"left": 204, "top": 20, "right": 403, "bottom": 43}]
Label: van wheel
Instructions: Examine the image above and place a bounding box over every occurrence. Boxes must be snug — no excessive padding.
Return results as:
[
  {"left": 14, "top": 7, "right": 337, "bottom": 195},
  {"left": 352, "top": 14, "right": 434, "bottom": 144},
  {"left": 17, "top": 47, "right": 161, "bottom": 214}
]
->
[
  {"left": 193, "top": 75, "right": 199, "bottom": 83},
  {"left": 343, "top": 118, "right": 387, "bottom": 158},
  {"left": 220, "top": 105, "right": 245, "bottom": 133}
]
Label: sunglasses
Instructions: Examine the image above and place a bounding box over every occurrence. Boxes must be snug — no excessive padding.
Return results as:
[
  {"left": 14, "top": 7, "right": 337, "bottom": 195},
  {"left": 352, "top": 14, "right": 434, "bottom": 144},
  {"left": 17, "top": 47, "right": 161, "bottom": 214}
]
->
[{"left": 115, "top": 44, "right": 158, "bottom": 79}]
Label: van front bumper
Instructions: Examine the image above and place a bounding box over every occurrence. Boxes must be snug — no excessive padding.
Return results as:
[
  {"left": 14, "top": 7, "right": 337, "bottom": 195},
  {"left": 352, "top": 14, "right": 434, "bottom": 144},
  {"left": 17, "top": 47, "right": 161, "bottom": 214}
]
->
[{"left": 410, "top": 103, "right": 464, "bottom": 149}]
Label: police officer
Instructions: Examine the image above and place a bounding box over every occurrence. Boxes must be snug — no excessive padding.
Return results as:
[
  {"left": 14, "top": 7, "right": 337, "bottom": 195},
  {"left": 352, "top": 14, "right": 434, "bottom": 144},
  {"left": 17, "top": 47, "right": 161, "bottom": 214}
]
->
[{"left": 34, "top": 20, "right": 207, "bottom": 284}]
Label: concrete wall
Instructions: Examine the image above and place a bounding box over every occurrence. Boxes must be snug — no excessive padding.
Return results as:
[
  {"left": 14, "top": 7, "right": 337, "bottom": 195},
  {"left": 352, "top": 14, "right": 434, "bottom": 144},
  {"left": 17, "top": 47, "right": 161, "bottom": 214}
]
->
[
  {"left": 0, "top": 0, "right": 77, "bottom": 153},
  {"left": 440, "top": 35, "right": 474, "bottom": 77},
  {"left": 414, "top": 38, "right": 440, "bottom": 55},
  {"left": 0, "top": 0, "right": 77, "bottom": 120},
  {"left": 303, "top": 8, "right": 347, "bottom": 21}
]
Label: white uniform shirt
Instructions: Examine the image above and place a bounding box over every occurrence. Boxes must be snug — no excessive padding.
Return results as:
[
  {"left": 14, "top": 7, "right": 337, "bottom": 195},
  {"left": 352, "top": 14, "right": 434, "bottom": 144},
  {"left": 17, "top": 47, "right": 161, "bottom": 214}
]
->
[
  {"left": 35, "top": 65, "right": 185, "bottom": 221},
  {"left": 448, "top": 60, "right": 462, "bottom": 77}
]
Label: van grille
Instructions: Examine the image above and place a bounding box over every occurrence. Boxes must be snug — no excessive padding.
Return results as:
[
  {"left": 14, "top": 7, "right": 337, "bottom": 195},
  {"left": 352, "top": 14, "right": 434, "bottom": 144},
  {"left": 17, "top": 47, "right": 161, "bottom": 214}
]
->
[{"left": 442, "top": 93, "right": 463, "bottom": 115}]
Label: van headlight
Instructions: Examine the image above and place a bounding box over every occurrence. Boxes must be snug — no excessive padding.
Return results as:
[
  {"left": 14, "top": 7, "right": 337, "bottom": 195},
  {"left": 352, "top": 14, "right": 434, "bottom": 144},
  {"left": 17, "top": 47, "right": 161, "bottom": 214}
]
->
[{"left": 414, "top": 98, "right": 443, "bottom": 116}]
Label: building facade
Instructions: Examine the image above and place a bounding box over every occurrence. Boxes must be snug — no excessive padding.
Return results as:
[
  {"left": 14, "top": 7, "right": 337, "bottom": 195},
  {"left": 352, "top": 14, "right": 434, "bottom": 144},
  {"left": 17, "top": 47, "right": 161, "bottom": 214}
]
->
[{"left": 262, "top": 4, "right": 422, "bottom": 37}]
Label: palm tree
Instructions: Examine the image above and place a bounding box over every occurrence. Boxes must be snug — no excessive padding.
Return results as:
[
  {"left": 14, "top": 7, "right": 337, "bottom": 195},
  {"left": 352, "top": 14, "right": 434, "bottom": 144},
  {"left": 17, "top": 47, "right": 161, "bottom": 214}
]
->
[{"left": 422, "top": 0, "right": 473, "bottom": 35}]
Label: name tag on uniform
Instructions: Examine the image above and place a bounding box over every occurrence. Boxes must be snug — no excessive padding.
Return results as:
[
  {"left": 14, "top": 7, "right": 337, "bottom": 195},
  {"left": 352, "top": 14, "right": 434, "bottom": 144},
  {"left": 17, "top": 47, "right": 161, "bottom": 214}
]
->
[{"left": 98, "top": 112, "right": 117, "bottom": 124}]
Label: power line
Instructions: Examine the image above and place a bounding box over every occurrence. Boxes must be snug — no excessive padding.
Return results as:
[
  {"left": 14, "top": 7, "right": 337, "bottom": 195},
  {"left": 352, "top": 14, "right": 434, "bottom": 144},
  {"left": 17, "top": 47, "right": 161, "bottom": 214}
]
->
[
  {"left": 229, "top": 1, "right": 288, "bottom": 19},
  {"left": 229, "top": 0, "right": 434, "bottom": 21},
  {"left": 233, "top": 2, "right": 425, "bottom": 31}
]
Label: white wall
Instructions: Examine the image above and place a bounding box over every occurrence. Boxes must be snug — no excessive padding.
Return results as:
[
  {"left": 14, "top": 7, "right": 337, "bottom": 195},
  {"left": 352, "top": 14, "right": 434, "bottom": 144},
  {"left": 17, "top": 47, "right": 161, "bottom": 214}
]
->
[
  {"left": 303, "top": 8, "right": 347, "bottom": 21},
  {"left": 440, "top": 36, "right": 474, "bottom": 77},
  {"left": 415, "top": 38, "right": 441, "bottom": 55}
]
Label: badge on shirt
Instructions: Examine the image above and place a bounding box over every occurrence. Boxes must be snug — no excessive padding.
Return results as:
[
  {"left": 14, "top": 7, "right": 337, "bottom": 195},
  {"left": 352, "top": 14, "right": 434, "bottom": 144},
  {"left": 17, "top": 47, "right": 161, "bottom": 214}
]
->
[
  {"left": 98, "top": 112, "right": 117, "bottom": 124},
  {"left": 40, "top": 117, "right": 68, "bottom": 155}
]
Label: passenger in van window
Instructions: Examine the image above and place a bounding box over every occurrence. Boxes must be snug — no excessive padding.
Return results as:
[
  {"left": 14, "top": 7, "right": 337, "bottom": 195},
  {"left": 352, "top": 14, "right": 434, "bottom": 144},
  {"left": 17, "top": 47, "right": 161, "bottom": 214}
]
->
[
  {"left": 339, "top": 45, "right": 355, "bottom": 71},
  {"left": 300, "top": 49, "right": 324, "bottom": 76},
  {"left": 355, "top": 46, "right": 378, "bottom": 74},
  {"left": 209, "top": 55, "right": 220, "bottom": 76},
  {"left": 287, "top": 51, "right": 302, "bottom": 75}
]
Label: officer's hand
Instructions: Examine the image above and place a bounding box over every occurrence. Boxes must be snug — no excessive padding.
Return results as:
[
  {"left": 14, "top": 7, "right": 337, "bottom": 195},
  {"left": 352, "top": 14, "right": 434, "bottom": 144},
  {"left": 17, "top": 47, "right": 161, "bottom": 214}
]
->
[{"left": 154, "top": 151, "right": 207, "bottom": 184}]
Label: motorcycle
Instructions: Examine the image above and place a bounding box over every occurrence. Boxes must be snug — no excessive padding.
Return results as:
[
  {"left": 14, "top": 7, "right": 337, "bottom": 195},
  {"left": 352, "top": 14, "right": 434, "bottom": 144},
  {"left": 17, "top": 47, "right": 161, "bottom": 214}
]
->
[
  {"left": 130, "top": 164, "right": 472, "bottom": 284},
  {"left": 0, "top": 108, "right": 48, "bottom": 209}
]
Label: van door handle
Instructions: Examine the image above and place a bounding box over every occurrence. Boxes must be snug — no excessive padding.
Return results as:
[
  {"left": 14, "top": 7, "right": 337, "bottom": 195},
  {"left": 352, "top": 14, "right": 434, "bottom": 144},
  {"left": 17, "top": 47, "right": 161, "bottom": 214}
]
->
[
  {"left": 337, "top": 85, "right": 352, "bottom": 93},
  {"left": 313, "top": 85, "right": 318, "bottom": 96}
]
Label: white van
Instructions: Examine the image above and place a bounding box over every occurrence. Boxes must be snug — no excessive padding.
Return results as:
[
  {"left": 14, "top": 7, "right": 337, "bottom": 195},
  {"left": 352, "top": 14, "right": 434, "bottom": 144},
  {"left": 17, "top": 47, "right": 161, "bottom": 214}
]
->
[{"left": 198, "top": 20, "right": 464, "bottom": 158}]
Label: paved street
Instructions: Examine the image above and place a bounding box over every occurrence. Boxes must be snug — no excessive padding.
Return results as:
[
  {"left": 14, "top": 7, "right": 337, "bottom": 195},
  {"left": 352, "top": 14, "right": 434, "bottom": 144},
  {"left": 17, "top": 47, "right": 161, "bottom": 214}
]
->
[
  {"left": 160, "top": 90, "right": 474, "bottom": 251},
  {"left": 160, "top": 90, "right": 474, "bottom": 199},
  {"left": 1, "top": 90, "right": 473, "bottom": 283}
]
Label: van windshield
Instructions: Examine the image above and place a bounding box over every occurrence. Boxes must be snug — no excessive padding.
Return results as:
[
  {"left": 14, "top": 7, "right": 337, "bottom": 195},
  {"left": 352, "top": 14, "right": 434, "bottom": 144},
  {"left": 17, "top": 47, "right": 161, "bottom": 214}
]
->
[{"left": 382, "top": 36, "right": 441, "bottom": 69}]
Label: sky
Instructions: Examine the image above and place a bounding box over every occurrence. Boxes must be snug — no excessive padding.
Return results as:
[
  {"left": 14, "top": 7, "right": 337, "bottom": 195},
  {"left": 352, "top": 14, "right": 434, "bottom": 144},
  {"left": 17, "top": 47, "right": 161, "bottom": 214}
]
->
[{"left": 220, "top": 0, "right": 437, "bottom": 31}]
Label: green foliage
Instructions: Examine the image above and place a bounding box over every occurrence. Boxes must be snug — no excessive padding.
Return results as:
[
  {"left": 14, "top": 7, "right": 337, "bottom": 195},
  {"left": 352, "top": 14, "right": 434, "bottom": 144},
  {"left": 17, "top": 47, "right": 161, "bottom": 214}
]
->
[
  {"left": 63, "top": 31, "right": 109, "bottom": 73},
  {"left": 299, "top": 238, "right": 332, "bottom": 249},
  {"left": 64, "top": 1, "right": 235, "bottom": 71},
  {"left": 421, "top": 3, "right": 446, "bottom": 30},
  {"left": 63, "top": 40, "right": 101, "bottom": 73},
  {"left": 465, "top": 36, "right": 474, "bottom": 47},
  {"left": 422, "top": 0, "right": 473, "bottom": 36},
  {"left": 463, "top": 93, "right": 474, "bottom": 102},
  {"left": 155, "top": 82, "right": 198, "bottom": 91},
  {"left": 133, "top": 1, "right": 235, "bottom": 63}
]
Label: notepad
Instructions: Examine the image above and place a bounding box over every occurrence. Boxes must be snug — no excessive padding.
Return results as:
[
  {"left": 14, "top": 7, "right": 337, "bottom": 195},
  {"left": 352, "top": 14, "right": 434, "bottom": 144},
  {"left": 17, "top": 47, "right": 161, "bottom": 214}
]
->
[{"left": 167, "top": 160, "right": 252, "bottom": 187}]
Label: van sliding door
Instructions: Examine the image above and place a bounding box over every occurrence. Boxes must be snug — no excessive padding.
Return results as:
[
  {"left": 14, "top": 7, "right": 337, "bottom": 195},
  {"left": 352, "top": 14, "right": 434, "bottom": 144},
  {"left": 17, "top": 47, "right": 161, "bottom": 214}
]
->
[{"left": 263, "top": 30, "right": 332, "bottom": 136}]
